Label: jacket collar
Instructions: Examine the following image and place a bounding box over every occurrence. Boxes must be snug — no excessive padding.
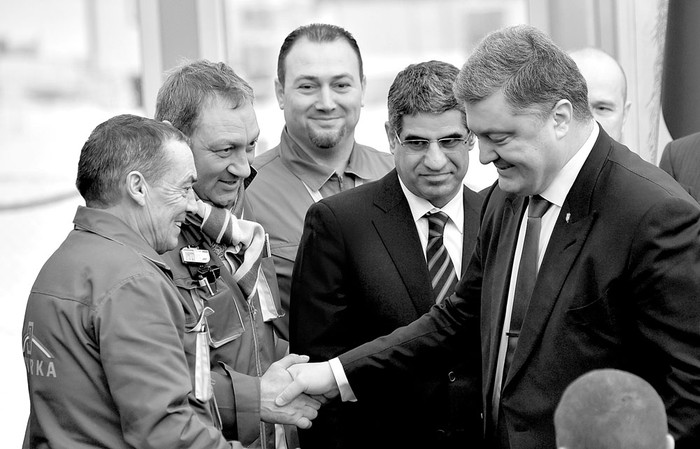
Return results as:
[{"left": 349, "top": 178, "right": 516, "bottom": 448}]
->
[
  {"left": 278, "top": 127, "right": 378, "bottom": 191},
  {"left": 73, "top": 206, "right": 172, "bottom": 276}
]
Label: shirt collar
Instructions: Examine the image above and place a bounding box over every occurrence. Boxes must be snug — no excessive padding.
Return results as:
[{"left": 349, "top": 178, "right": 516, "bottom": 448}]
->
[
  {"left": 278, "top": 128, "right": 376, "bottom": 192},
  {"left": 73, "top": 205, "right": 172, "bottom": 275},
  {"left": 540, "top": 123, "right": 599, "bottom": 208},
  {"left": 398, "top": 175, "right": 465, "bottom": 234}
]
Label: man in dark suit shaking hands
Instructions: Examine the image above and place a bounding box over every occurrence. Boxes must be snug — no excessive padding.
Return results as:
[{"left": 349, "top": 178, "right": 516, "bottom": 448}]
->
[
  {"left": 279, "top": 25, "right": 700, "bottom": 449},
  {"left": 290, "top": 60, "right": 483, "bottom": 449}
]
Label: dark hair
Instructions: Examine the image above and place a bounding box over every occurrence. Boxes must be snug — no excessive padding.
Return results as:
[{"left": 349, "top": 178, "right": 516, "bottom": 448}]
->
[
  {"left": 277, "top": 23, "right": 363, "bottom": 85},
  {"left": 76, "top": 114, "right": 188, "bottom": 208},
  {"left": 155, "top": 59, "right": 254, "bottom": 137},
  {"left": 387, "top": 60, "right": 467, "bottom": 136},
  {"left": 454, "top": 25, "right": 592, "bottom": 121}
]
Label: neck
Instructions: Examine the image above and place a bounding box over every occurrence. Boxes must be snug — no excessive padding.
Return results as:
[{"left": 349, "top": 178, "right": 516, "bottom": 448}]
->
[
  {"left": 561, "top": 119, "right": 596, "bottom": 166},
  {"left": 294, "top": 134, "right": 355, "bottom": 174}
]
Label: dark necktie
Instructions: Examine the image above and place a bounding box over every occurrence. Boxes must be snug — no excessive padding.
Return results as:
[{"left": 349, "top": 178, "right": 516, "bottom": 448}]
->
[
  {"left": 503, "top": 195, "right": 551, "bottom": 380},
  {"left": 426, "top": 211, "right": 458, "bottom": 304},
  {"left": 494, "top": 195, "right": 551, "bottom": 448}
]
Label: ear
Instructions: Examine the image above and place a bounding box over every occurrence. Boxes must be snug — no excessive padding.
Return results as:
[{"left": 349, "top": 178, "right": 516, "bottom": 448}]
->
[
  {"left": 125, "top": 170, "right": 148, "bottom": 206},
  {"left": 622, "top": 100, "right": 632, "bottom": 126},
  {"left": 385, "top": 121, "right": 396, "bottom": 155},
  {"left": 274, "top": 78, "right": 285, "bottom": 110},
  {"left": 551, "top": 99, "right": 573, "bottom": 140},
  {"left": 360, "top": 75, "right": 367, "bottom": 108}
]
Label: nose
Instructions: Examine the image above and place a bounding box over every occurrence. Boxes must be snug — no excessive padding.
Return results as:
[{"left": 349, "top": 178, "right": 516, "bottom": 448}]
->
[
  {"left": 185, "top": 189, "right": 198, "bottom": 214},
  {"left": 315, "top": 85, "right": 336, "bottom": 111},
  {"left": 423, "top": 141, "right": 449, "bottom": 170},
  {"left": 227, "top": 152, "right": 251, "bottom": 179},
  {"left": 477, "top": 139, "right": 497, "bottom": 165}
]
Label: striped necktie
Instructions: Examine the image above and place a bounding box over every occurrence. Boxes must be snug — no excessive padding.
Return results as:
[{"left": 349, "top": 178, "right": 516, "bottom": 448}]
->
[{"left": 426, "top": 211, "right": 457, "bottom": 304}]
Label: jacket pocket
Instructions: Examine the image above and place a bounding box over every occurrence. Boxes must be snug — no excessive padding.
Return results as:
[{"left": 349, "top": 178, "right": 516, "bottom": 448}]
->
[{"left": 174, "top": 276, "right": 246, "bottom": 348}]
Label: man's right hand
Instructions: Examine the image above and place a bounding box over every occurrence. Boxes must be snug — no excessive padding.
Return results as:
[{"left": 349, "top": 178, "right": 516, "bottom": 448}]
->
[
  {"left": 275, "top": 361, "right": 340, "bottom": 407},
  {"left": 259, "top": 354, "right": 321, "bottom": 428}
]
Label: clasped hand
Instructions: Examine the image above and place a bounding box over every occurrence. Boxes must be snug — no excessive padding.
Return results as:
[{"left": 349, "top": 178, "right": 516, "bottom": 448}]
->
[
  {"left": 261, "top": 354, "right": 341, "bottom": 429},
  {"left": 260, "top": 354, "right": 323, "bottom": 429}
]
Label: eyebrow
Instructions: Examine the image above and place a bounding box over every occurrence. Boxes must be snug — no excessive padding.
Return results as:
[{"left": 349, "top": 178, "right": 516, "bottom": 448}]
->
[
  {"left": 402, "top": 131, "right": 466, "bottom": 140},
  {"left": 294, "top": 73, "right": 356, "bottom": 83}
]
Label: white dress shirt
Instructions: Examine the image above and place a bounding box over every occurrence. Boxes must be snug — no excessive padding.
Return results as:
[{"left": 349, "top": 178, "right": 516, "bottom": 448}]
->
[{"left": 398, "top": 176, "right": 465, "bottom": 277}]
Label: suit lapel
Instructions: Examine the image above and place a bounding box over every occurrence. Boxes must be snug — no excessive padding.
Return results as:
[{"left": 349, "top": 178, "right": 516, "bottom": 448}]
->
[
  {"left": 372, "top": 171, "right": 434, "bottom": 313},
  {"left": 503, "top": 129, "right": 611, "bottom": 387},
  {"left": 485, "top": 195, "right": 525, "bottom": 393},
  {"left": 461, "top": 189, "right": 482, "bottom": 271}
]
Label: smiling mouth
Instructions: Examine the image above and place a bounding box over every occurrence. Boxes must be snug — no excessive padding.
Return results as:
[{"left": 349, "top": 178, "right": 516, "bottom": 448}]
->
[{"left": 494, "top": 162, "right": 514, "bottom": 171}]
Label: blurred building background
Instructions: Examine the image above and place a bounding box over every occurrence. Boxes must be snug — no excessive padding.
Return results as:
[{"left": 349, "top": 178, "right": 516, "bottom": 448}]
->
[{"left": 0, "top": 0, "right": 684, "bottom": 444}]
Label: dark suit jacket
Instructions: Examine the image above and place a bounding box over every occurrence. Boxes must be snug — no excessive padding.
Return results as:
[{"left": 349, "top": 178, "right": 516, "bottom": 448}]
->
[
  {"left": 660, "top": 131, "right": 700, "bottom": 202},
  {"left": 290, "top": 169, "right": 484, "bottom": 449},
  {"left": 338, "top": 129, "right": 700, "bottom": 449}
]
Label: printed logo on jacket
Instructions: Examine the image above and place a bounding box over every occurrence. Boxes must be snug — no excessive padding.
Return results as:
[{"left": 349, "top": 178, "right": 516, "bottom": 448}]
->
[{"left": 22, "top": 322, "right": 57, "bottom": 378}]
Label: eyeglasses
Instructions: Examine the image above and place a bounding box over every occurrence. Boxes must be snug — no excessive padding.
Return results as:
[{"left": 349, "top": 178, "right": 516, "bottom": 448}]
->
[{"left": 394, "top": 131, "right": 472, "bottom": 152}]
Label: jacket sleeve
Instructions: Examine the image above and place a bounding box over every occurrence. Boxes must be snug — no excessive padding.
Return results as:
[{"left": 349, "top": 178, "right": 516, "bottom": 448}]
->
[
  {"left": 289, "top": 201, "right": 349, "bottom": 359},
  {"left": 213, "top": 363, "right": 262, "bottom": 445},
  {"left": 628, "top": 196, "right": 700, "bottom": 449},
  {"left": 336, "top": 226, "right": 484, "bottom": 400},
  {"left": 96, "top": 272, "right": 233, "bottom": 449}
]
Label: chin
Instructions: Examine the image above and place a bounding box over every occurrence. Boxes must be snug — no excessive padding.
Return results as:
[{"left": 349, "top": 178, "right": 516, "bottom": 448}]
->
[
  {"left": 497, "top": 178, "right": 523, "bottom": 194},
  {"left": 211, "top": 194, "right": 238, "bottom": 210}
]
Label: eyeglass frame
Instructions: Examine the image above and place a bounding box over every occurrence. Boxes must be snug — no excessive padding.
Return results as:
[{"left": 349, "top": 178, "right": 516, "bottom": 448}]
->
[{"left": 393, "top": 130, "right": 474, "bottom": 152}]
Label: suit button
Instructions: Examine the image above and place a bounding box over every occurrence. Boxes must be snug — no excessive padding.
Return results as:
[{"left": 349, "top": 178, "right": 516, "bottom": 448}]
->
[{"left": 448, "top": 371, "right": 457, "bottom": 382}]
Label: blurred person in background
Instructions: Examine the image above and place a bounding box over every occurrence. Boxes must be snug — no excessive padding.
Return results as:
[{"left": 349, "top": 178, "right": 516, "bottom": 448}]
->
[
  {"left": 659, "top": 131, "right": 700, "bottom": 203},
  {"left": 555, "top": 369, "right": 675, "bottom": 449},
  {"left": 246, "top": 23, "right": 394, "bottom": 337},
  {"left": 155, "top": 59, "right": 319, "bottom": 449},
  {"left": 289, "top": 60, "right": 484, "bottom": 449},
  {"left": 569, "top": 47, "right": 631, "bottom": 142},
  {"left": 22, "top": 115, "right": 239, "bottom": 448}
]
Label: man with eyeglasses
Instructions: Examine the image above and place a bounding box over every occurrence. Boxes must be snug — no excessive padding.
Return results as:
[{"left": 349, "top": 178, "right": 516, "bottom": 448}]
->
[{"left": 289, "top": 60, "right": 484, "bottom": 449}]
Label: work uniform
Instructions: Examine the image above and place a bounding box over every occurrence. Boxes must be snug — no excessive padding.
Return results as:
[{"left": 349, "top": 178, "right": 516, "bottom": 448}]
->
[{"left": 22, "top": 206, "right": 231, "bottom": 449}]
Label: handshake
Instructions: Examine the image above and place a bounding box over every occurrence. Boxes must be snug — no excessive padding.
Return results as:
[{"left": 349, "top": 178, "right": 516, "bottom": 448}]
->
[{"left": 260, "top": 354, "right": 340, "bottom": 428}]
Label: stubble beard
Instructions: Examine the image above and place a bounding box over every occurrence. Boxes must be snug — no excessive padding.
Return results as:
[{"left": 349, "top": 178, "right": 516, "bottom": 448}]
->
[{"left": 309, "top": 126, "right": 346, "bottom": 149}]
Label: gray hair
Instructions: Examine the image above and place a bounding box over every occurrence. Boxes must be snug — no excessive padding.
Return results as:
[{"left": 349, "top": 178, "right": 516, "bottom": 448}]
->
[
  {"left": 155, "top": 59, "right": 254, "bottom": 137},
  {"left": 76, "top": 114, "right": 189, "bottom": 208},
  {"left": 387, "top": 60, "right": 467, "bottom": 136},
  {"left": 454, "top": 25, "right": 592, "bottom": 121}
]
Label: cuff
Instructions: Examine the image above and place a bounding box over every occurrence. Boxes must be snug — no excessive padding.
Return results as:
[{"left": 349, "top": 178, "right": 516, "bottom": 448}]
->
[{"left": 328, "top": 358, "right": 357, "bottom": 402}]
